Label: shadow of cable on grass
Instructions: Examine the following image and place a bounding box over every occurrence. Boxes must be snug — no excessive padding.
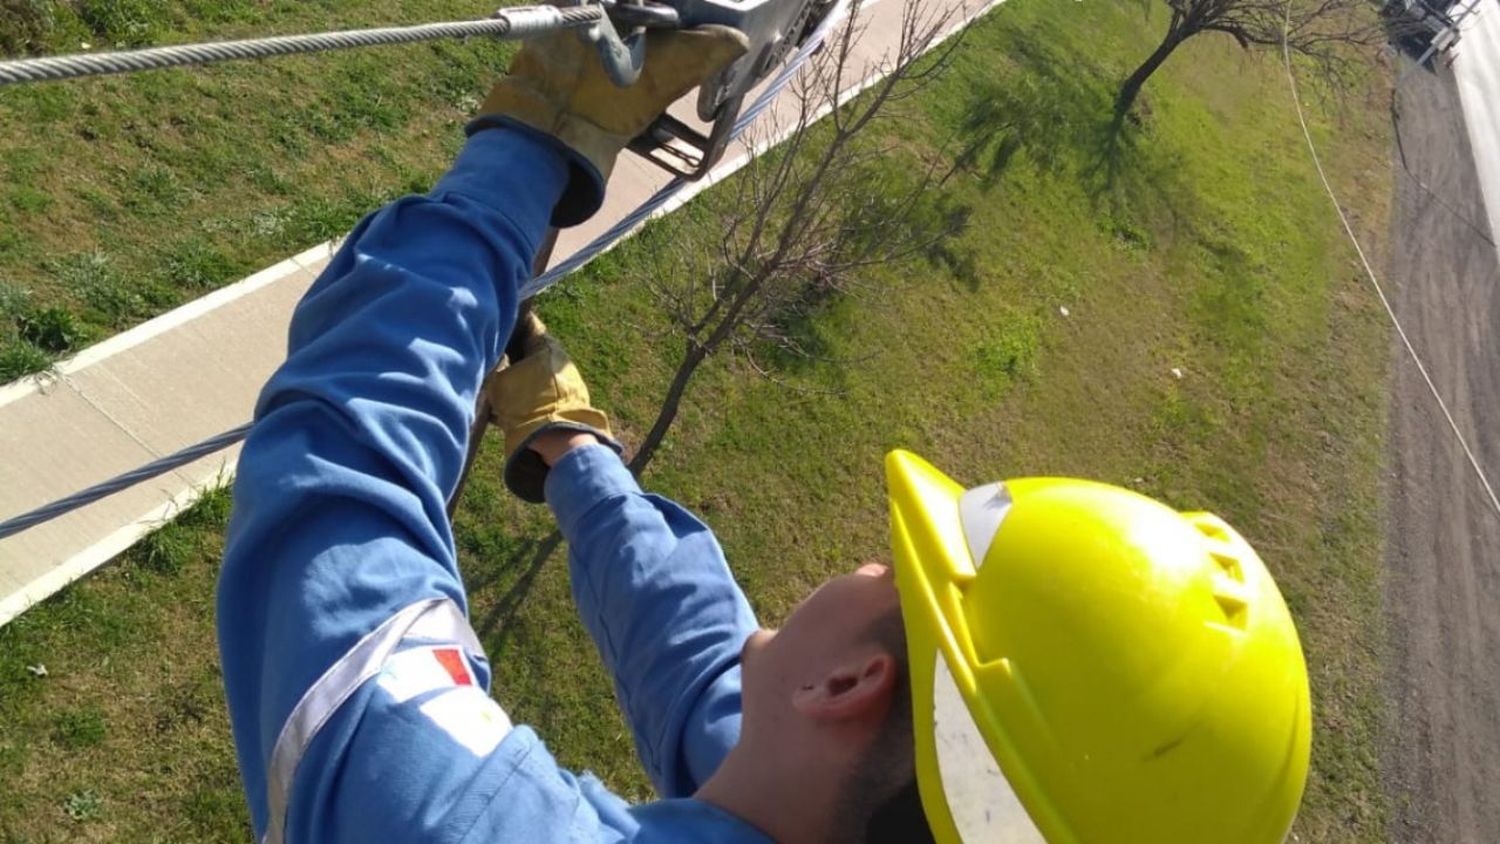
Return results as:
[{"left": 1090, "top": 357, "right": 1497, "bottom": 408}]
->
[{"left": 470, "top": 530, "right": 566, "bottom": 652}]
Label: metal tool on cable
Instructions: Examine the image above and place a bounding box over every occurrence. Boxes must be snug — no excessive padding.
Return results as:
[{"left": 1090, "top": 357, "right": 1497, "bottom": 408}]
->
[
  {"left": 618, "top": 0, "right": 836, "bottom": 176},
  {"left": 0, "top": 0, "right": 837, "bottom": 178},
  {"left": 0, "top": 0, "right": 850, "bottom": 539}
]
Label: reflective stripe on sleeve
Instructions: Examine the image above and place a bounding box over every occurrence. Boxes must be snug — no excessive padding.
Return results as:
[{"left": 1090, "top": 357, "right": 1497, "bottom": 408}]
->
[{"left": 263, "top": 596, "right": 484, "bottom": 844}]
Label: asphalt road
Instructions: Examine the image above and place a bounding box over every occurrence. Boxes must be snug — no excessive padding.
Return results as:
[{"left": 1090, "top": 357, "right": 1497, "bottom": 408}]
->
[{"left": 1384, "top": 49, "right": 1500, "bottom": 843}]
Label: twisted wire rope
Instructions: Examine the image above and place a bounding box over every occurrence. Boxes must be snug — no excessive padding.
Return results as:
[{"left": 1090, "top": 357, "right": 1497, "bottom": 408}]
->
[{"left": 0, "top": 0, "right": 851, "bottom": 541}]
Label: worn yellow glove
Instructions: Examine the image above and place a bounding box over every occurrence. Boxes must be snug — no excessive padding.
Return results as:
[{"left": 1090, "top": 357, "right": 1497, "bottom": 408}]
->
[
  {"left": 476, "top": 23, "right": 748, "bottom": 226},
  {"left": 490, "top": 312, "right": 622, "bottom": 502}
]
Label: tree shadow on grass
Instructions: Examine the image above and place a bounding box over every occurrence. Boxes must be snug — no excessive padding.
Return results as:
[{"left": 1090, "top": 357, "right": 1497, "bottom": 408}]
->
[
  {"left": 471, "top": 530, "right": 565, "bottom": 654},
  {"left": 749, "top": 161, "right": 978, "bottom": 381},
  {"left": 952, "top": 33, "right": 1194, "bottom": 238}
]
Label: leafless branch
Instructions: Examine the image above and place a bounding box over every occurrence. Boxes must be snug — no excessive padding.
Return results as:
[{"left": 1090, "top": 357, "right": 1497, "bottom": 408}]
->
[
  {"left": 1115, "top": 0, "right": 1384, "bottom": 117},
  {"left": 627, "top": 0, "right": 969, "bottom": 472}
]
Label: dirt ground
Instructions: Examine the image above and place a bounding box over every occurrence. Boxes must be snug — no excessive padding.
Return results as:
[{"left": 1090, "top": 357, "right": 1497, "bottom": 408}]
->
[{"left": 1384, "top": 57, "right": 1500, "bottom": 843}]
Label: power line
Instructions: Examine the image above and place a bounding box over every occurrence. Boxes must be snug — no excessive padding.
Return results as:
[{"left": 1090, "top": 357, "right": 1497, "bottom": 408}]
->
[
  {"left": 1280, "top": 4, "right": 1500, "bottom": 520},
  {"left": 0, "top": 423, "right": 253, "bottom": 541}
]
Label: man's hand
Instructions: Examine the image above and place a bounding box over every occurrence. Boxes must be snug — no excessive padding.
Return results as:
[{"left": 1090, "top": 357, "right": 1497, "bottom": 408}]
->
[
  {"left": 490, "top": 311, "right": 622, "bottom": 502},
  {"left": 529, "top": 429, "right": 601, "bottom": 466},
  {"left": 476, "top": 23, "right": 748, "bottom": 226}
]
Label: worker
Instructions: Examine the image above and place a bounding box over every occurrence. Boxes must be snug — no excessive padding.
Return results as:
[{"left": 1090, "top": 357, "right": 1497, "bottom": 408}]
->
[{"left": 216, "top": 18, "right": 1314, "bottom": 844}]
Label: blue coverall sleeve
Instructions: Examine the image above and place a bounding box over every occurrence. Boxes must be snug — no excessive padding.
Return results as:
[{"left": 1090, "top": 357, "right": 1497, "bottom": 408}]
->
[
  {"left": 215, "top": 128, "right": 566, "bottom": 839},
  {"left": 545, "top": 444, "right": 761, "bottom": 797}
]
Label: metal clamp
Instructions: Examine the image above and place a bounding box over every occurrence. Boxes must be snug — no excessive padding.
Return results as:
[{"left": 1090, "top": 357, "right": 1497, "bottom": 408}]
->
[
  {"left": 581, "top": 0, "right": 648, "bottom": 87},
  {"left": 573, "top": 0, "right": 684, "bottom": 88},
  {"left": 571, "top": 0, "right": 839, "bottom": 179},
  {"left": 627, "top": 94, "right": 741, "bottom": 179}
]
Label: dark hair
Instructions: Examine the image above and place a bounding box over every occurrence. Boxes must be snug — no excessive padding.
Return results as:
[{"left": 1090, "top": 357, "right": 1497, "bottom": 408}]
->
[
  {"left": 839, "top": 606, "right": 936, "bottom": 844},
  {"left": 866, "top": 779, "right": 935, "bottom": 844}
]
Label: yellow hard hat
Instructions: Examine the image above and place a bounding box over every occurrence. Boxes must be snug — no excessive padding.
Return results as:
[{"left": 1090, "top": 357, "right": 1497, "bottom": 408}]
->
[{"left": 884, "top": 450, "right": 1311, "bottom": 844}]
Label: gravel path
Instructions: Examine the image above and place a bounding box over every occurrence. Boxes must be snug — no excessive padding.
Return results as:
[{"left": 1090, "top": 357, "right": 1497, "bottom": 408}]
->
[{"left": 1384, "top": 53, "right": 1500, "bottom": 844}]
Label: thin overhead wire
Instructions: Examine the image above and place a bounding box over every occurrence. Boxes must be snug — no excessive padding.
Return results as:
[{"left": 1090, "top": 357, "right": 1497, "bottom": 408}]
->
[{"left": 1280, "top": 5, "right": 1500, "bottom": 520}]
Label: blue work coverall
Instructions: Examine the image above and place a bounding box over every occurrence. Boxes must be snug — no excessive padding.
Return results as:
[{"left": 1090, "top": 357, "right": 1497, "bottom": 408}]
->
[{"left": 217, "top": 127, "right": 769, "bottom": 843}]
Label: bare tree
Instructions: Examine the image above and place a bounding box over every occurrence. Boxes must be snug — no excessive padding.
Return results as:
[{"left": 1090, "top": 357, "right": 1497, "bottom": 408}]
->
[
  {"left": 465, "top": 0, "right": 972, "bottom": 646},
  {"left": 627, "top": 0, "right": 970, "bottom": 473},
  {"left": 1115, "top": 0, "right": 1382, "bottom": 119}
]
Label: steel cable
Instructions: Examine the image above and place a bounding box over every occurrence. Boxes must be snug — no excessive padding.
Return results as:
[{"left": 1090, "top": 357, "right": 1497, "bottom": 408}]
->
[
  {"left": 0, "top": 8, "right": 599, "bottom": 86},
  {"left": 0, "top": 423, "right": 253, "bottom": 541},
  {"left": 0, "top": 0, "right": 853, "bottom": 542}
]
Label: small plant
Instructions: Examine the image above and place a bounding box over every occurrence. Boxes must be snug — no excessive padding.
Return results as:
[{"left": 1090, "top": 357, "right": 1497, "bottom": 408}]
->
[
  {"left": 9, "top": 186, "right": 53, "bottom": 214},
  {"left": 76, "top": 0, "right": 165, "bottom": 47},
  {"left": 139, "top": 523, "right": 194, "bottom": 576},
  {"left": 0, "top": 0, "right": 56, "bottom": 56},
  {"left": 177, "top": 484, "right": 233, "bottom": 528},
  {"left": 54, "top": 251, "right": 145, "bottom": 327},
  {"left": 282, "top": 194, "right": 376, "bottom": 245},
  {"left": 974, "top": 313, "right": 1041, "bottom": 393},
  {"left": 0, "top": 339, "right": 51, "bottom": 381},
  {"left": 51, "top": 708, "right": 107, "bottom": 750},
  {"left": 125, "top": 166, "right": 189, "bottom": 211},
  {"left": 249, "top": 208, "right": 290, "bottom": 238},
  {"left": 162, "top": 238, "right": 235, "bottom": 291},
  {"left": 18, "top": 306, "right": 81, "bottom": 353},
  {"left": 0, "top": 280, "right": 31, "bottom": 324},
  {"left": 62, "top": 788, "right": 103, "bottom": 822},
  {"left": 1107, "top": 215, "right": 1152, "bottom": 251}
]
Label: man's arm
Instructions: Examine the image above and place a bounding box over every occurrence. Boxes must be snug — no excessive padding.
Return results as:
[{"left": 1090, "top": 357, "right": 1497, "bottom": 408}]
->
[
  {"left": 537, "top": 435, "right": 760, "bottom": 798},
  {"left": 217, "top": 25, "right": 749, "bottom": 842},
  {"left": 216, "top": 128, "right": 565, "bottom": 837}
]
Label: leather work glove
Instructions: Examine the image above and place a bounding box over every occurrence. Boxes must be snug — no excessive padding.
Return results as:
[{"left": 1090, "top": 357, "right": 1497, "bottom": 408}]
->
[
  {"left": 474, "top": 22, "right": 748, "bottom": 226},
  {"left": 490, "top": 311, "right": 623, "bottom": 502}
]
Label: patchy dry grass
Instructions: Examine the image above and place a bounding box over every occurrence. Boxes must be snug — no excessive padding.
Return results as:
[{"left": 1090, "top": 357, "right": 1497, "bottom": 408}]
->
[{"left": 0, "top": 0, "right": 1394, "bottom": 840}]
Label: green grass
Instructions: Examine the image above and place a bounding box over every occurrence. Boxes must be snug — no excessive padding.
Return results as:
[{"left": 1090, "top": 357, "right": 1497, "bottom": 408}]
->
[
  {"left": 0, "top": 0, "right": 1394, "bottom": 840},
  {"left": 0, "top": 487, "right": 244, "bottom": 841},
  {"left": 0, "top": 0, "right": 509, "bottom": 379},
  {"left": 50, "top": 708, "right": 107, "bottom": 750}
]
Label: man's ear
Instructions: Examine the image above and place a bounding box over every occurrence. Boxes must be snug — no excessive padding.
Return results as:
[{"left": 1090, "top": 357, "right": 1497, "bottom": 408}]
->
[{"left": 791, "top": 652, "right": 897, "bottom": 722}]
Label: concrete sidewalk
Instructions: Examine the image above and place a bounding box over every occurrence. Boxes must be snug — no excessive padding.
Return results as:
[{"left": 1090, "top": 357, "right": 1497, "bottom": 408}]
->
[{"left": 0, "top": 0, "right": 1004, "bottom": 626}]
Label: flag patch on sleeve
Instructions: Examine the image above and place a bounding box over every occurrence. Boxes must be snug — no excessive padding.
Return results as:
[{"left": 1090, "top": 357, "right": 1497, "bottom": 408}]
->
[
  {"left": 418, "top": 685, "right": 513, "bottom": 757},
  {"left": 377, "top": 645, "right": 476, "bottom": 704},
  {"left": 375, "top": 644, "right": 513, "bottom": 756}
]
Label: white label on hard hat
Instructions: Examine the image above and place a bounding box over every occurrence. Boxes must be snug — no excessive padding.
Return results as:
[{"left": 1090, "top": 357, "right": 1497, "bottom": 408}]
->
[
  {"left": 958, "top": 483, "right": 1012, "bottom": 570},
  {"left": 933, "top": 653, "right": 1046, "bottom": 844}
]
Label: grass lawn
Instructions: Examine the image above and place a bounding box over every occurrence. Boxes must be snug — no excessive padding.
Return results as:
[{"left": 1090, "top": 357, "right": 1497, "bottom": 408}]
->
[
  {"left": 0, "top": 0, "right": 1394, "bottom": 840},
  {"left": 0, "top": 0, "right": 511, "bottom": 380}
]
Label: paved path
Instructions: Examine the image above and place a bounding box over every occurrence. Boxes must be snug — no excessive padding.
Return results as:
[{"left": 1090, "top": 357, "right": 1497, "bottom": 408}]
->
[
  {"left": 1385, "top": 46, "right": 1500, "bottom": 843},
  {"left": 0, "top": 0, "right": 1004, "bottom": 626}
]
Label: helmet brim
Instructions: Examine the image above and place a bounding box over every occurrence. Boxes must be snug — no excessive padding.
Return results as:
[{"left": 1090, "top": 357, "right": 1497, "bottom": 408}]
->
[{"left": 885, "top": 450, "right": 1052, "bottom": 844}]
